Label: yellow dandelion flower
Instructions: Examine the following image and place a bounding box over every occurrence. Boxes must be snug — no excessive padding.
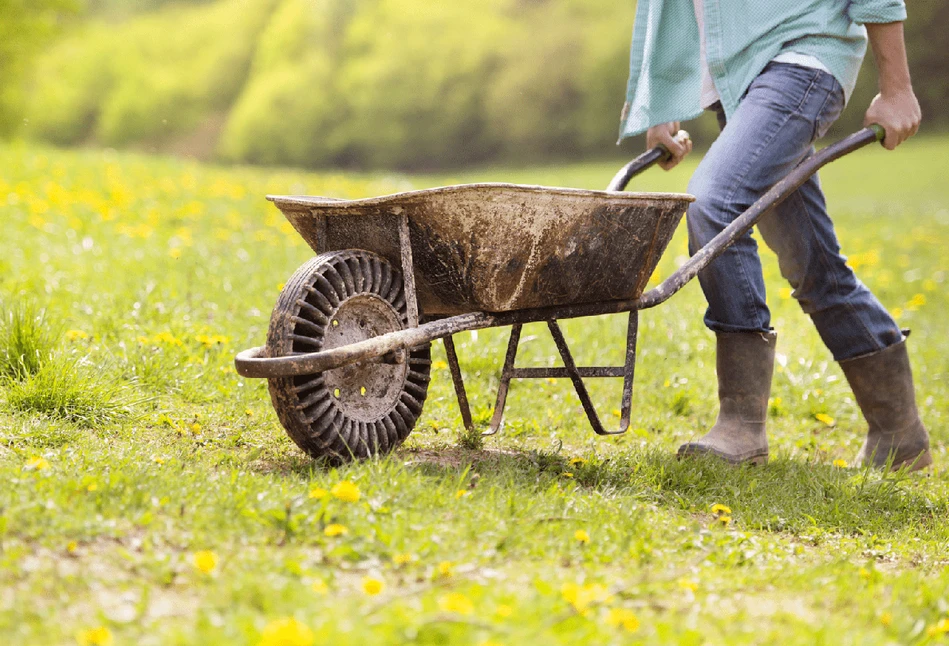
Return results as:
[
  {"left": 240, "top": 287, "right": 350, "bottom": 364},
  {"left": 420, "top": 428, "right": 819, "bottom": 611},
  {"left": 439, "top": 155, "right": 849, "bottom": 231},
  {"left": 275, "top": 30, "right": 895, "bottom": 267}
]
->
[
  {"left": 439, "top": 592, "right": 474, "bottom": 615},
  {"left": 569, "top": 457, "right": 586, "bottom": 466},
  {"left": 65, "top": 330, "right": 89, "bottom": 341},
  {"left": 678, "top": 578, "right": 698, "bottom": 592},
  {"left": 330, "top": 480, "right": 361, "bottom": 503},
  {"left": 715, "top": 515, "right": 732, "bottom": 527},
  {"left": 87, "top": 483, "right": 98, "bottom": 492},
  {"left": 324, "top": 524, "right": 348, "bottom": 537},
  {"left": 779, "top": 287, "right": 793, "bottom": 300},
  {"left": 76, "top": 626, "right": 113, "bottom": 646},
  {"left": 455, "top": 489, "right": 470, "bottom": 499},
  {"left": 880, "top": 612, "right": 892, "bottom": 627},
  {"left": 495, "top": 604, "right": 513, "bottom": 618},
  {"left": 561, "top": 582, "right": 611, "bottom": 615},
  {"left": 257, "top": 617, "right": 314, "bottom": 646},
  {"left": 606, "top": 607, "right": 640, "bottom": 632},
  {"left": 815, "top": 413, "right": 835, "bottom": 426},
  {"left": 561, "top": 472, "right": 574, "bottom": 479},
  {"left": 906, "top": 293, "right": 926, "bottom": 311},
  {"left": 155, "top": 331, "right": 183, "bottom": 347},
  {"left": 193, "top": 550, "right": 218, "bottom": 574},
  {"left": 859, "top": 567, "right": 872, "bottom": 580},
  {"left": 67, "top": 541, "right": 78, "bottom": 554},
  {"left": 361, "top": 576, "right": 384, "bottom": 596},
  {"left": 24, "top": 456, "right": 50, "bottom": 471},
  {"left": 308, "top": 488, "right": 328, "bottom": 500},
  {"left": 890, "top": 307, "right": 903, "bottom": 319},
  {"left": 168, "top": 247, "right": 182, "bottom": 260},
  {"left": 710, "top": 504, "right": 731, "bottom": 516},
  {"left": 927, "top": 619, "right": 949, "bottom": 638},
  {"left": 437, "top": 561, "right": 454, "bottom": 578},
  {"left": 574, "top": 529, "right": 590, "bottom": 544},
  {"left": 245, "top": 408, "right": 254, "bottom": 416},
  {"left": 432, "top": 360, "right": 448, "bottom": 370},
  {"left": 311, "top": 580, "right": 329, "bottom": 595},
  {"left": 392, "top": 553, "right": 414, "bottom": 566},
  {"left": 151, "top": 456, "right": 166, "bottom": 465},
  {"left": 833, "top": 459, "right": 848, "bottom": 468}
]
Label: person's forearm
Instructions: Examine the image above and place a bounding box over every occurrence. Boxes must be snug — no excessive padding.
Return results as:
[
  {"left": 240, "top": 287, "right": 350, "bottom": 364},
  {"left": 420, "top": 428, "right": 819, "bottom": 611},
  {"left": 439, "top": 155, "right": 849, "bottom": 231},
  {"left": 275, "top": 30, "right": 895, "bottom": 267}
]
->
[
  {"left": 866, "top": 22, "right": 913, "bottom": 95},
  {"left": 862, "top": 20, "right": 920, "bottom": 149}
]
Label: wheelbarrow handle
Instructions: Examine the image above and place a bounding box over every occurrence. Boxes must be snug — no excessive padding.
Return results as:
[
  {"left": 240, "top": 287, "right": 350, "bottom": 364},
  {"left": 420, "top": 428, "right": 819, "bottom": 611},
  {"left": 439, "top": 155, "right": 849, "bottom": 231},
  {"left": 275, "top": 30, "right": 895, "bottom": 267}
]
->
[
  {"left": 607, "top": 130, "right": 691, "bottom": 192},
  {"left": 635, "top": 124, "right": 886, "bottom": 309}
]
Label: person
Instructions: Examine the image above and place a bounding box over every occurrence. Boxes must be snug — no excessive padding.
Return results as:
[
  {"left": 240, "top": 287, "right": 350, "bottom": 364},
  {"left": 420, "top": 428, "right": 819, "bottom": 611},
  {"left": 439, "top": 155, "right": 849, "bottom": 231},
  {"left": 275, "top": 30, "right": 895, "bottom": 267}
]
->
[{"left": 618, "top": 0, "right": 931, "bottom": 471}]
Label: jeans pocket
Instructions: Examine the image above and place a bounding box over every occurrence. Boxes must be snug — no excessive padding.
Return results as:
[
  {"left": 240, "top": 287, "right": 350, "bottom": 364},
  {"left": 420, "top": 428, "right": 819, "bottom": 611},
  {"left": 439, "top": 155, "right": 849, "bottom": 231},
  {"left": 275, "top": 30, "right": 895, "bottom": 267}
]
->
[
  {"left": 813, "top": 78, "right": 845, "bottom": 140},
  {"left": 745, "top": 63, "right": 821, "bottom": 115}
]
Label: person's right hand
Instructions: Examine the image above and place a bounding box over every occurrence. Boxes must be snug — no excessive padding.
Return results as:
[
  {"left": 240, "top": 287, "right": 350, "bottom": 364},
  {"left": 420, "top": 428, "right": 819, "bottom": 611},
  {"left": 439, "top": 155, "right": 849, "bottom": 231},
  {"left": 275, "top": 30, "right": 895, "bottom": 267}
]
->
[{"left": 646, "top": 122, "right": 692, "bottom": 170}]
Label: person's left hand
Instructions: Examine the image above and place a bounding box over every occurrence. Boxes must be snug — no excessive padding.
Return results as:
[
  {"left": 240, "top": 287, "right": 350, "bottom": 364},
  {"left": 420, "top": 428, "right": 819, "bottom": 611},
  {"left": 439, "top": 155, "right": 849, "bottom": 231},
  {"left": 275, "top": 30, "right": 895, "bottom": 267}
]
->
[{"left": 864, "top": 88, "right": 921, "bottom": 150}]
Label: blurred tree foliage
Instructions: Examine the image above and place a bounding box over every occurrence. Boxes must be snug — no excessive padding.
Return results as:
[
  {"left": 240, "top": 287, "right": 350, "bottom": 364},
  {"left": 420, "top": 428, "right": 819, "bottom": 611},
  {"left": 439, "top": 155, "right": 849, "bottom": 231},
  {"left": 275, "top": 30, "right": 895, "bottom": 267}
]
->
[
  {"left": 0, "top": 0, "right": 78, "bottom": 136},
  {"left": 17, "top": 0, "right": 949, "bottom": 169}
]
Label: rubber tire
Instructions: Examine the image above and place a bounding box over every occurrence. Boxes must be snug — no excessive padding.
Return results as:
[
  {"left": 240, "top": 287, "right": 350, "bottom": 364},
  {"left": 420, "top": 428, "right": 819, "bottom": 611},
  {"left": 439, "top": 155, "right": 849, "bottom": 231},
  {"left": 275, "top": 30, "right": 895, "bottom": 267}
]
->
[{"left": 265, "top": 250, "right": 431, "bottom": 462}]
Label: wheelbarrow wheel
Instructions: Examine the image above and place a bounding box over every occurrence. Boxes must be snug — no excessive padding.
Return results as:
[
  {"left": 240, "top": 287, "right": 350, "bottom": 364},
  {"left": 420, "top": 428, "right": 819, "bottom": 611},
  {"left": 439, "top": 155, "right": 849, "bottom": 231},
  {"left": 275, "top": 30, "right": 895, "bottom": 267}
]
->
[{"left": 266, "top": 250, "right": 431, "bottom": 462}]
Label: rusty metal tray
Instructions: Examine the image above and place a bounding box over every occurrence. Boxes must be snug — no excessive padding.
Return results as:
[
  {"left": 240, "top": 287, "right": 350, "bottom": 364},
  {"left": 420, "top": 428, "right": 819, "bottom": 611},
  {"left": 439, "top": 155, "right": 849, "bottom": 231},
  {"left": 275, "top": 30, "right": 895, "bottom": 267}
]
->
[{"left": 269, "top": 184, "right": 692, "bottom": 315}]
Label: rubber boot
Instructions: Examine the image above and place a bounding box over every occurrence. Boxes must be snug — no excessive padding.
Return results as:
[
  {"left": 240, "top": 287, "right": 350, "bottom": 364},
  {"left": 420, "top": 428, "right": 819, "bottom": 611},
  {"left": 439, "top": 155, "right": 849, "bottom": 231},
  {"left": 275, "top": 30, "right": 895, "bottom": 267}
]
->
[
  {"left": 678, "top": 331, "right": 776, "bottom": 465},
  {"left": 839, "top": 340, "right": 933, "bottom": 472}
]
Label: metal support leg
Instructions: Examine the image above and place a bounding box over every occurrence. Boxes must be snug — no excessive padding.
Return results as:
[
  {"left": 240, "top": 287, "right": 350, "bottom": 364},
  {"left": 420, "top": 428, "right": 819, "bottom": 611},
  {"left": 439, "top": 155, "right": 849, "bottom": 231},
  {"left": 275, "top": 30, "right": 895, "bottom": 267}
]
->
[
  {"left": 619, "top": 311, "right": 638, "bottom": 433},
  {"left": 486, "top": 324, "right": 522, "bottom": 436},
  {"left": 483, "top": 316, "right": 639, "bottom": 437},
  {"left": 442, "top": 335, "right": 474, "bottom": 432},
  {"left": 546, "top": 320, "right": 625, "bottom": 436}
]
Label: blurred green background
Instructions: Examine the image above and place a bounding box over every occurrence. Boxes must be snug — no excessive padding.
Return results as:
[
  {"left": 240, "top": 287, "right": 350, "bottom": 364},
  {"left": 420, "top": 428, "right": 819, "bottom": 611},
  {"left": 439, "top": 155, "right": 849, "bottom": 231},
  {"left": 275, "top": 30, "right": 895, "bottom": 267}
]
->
[{"left": 3, "top": 0, "right": 948, "bottom": 171}]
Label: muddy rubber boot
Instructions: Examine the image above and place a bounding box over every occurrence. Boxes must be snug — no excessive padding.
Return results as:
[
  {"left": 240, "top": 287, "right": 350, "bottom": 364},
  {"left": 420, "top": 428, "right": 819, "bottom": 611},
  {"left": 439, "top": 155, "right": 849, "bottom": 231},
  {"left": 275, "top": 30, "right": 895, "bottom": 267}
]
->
[
  {"left": 839, "top": 340, "right": 933, "bottom": 472},
  {"left": 677, "top": 331, "right": 776, "bottom": 465}
]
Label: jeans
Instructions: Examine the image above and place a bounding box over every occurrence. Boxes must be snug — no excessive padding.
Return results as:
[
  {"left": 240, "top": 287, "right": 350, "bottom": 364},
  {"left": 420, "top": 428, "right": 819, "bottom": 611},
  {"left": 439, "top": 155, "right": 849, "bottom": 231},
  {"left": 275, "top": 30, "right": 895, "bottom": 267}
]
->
[{"left": 687, "top": 62, "right": 902, "bottom": 361}]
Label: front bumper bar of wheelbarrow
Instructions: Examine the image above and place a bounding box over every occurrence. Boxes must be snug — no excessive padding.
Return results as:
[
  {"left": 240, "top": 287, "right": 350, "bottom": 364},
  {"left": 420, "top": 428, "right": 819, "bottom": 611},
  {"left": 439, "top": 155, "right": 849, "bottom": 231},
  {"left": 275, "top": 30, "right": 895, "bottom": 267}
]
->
[{"left": 235, "top": 125, "right": 885, "bottom": 379}]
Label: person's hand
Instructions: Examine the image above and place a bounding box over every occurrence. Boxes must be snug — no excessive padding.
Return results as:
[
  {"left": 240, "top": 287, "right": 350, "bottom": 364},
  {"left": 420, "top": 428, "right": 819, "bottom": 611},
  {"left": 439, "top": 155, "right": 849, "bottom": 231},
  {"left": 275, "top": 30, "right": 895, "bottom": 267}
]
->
[
  {"left": 646, "top": 122, "right": 692, "bottom": 170},
  {"left": 864, "top": 89, "right": 921, "bottom": 150}
]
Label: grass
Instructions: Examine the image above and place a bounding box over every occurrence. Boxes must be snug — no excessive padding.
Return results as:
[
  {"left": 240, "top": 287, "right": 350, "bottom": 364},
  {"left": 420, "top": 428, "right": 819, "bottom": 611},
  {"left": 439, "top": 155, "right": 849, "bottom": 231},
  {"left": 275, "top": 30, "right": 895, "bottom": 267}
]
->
[
  {"left": 0, "top": 135, "right": 947, "bottom": 644},
  {"left": 0, "top": 299, "right": 57, "bottom": 379}
]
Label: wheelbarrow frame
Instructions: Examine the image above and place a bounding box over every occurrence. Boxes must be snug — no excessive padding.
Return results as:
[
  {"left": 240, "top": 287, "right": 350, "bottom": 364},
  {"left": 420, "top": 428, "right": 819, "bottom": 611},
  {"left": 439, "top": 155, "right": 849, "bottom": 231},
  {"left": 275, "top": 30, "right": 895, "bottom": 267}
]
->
[{"left": 235, "top": 126, "right": 885, "bottom": 438}]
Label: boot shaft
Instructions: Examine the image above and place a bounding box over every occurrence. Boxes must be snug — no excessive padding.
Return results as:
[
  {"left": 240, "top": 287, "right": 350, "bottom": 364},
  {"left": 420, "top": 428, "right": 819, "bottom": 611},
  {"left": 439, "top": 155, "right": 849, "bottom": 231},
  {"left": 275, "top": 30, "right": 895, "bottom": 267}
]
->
[{"left": 839, "top": 340, "right": 921, "bottom": 435}]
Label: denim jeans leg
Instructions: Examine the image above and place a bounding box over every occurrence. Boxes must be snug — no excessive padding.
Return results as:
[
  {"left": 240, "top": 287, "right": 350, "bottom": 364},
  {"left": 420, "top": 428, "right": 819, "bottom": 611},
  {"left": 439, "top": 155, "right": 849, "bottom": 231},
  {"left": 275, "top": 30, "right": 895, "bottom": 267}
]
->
[
  {"left": 687, "top": 63, "right": 901, "bottom": 356},
  {"left": 755, "top": 151, "right": 902, "bottom": 360}
]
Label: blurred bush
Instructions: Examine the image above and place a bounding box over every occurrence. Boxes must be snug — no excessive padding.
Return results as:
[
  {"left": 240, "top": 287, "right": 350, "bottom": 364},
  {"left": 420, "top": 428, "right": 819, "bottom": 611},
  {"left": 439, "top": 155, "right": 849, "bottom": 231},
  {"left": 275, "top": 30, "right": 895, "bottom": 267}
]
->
[
  {"left": 0, "top": 0, "right": 79, "bottom": 136},
  {"left": 26, "top": 0, "right": 277, "bottom": 152},
  {"left": 17, "top": 0, "right": 949, "bottom": 169}
]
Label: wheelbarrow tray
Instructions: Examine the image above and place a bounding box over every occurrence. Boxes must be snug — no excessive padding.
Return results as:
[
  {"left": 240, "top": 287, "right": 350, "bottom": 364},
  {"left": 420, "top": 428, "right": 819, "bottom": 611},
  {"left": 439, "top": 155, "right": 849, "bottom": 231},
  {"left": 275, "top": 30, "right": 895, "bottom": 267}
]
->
[{"left": 269, "top": 184, "right": 694, "bottom": 316}]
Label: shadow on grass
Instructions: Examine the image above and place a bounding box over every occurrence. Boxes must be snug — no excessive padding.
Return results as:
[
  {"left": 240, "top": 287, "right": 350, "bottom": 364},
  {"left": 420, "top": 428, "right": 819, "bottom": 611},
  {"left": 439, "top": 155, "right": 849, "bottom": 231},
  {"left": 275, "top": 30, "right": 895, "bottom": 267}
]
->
[
  {"left": 398, "top": 444, "right": 948, "bottom": 539},
  {"left": 246, "top": 434, "right": 946, "bottom": 540}
]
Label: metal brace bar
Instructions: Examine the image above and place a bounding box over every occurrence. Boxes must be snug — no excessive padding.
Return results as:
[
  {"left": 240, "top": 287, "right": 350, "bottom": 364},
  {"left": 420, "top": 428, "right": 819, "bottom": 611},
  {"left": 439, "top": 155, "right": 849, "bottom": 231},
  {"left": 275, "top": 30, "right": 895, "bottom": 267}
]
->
[
  {"left": 509, "top": 367, "right": 626, "bottom": 379},
  {"left": 442, "top": 335, "right": 474, "bottom": 432},
  {"left": 397, "top": 211, "right": 419, "bottom": 328}
]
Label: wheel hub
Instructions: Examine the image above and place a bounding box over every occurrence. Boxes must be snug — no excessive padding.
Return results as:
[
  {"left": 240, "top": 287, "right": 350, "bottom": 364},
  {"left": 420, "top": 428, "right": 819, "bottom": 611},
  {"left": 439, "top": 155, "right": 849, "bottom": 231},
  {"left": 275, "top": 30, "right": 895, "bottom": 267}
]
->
[{"left": 321, "top": 294, "right": 408, "bottom": 421}]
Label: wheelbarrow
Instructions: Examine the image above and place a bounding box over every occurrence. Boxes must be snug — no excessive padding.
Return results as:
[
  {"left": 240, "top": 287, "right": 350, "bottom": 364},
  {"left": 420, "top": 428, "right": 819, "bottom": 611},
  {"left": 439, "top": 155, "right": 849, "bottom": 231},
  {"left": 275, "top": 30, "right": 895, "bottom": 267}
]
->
[{"left": 235, "top": 126, "right": 886, "bottom": 461}]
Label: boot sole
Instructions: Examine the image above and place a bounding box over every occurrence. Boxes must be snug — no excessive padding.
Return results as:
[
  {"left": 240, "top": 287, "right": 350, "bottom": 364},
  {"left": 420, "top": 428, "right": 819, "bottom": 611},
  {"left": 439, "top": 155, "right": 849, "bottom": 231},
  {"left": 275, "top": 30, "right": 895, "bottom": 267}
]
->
[
  {"left": 890, "top": 450, "right": 934, "bottom": 473},
  {"left": 677, "top": 444, "right": 769, "bottom": 466}
]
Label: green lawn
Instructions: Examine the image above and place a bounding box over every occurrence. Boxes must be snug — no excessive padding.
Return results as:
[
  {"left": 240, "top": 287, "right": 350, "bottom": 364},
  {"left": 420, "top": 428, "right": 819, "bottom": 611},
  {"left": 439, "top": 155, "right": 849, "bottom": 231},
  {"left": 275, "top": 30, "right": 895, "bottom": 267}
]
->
[{"left": 1, "top": 135, "right": 947, "bottom": 645}]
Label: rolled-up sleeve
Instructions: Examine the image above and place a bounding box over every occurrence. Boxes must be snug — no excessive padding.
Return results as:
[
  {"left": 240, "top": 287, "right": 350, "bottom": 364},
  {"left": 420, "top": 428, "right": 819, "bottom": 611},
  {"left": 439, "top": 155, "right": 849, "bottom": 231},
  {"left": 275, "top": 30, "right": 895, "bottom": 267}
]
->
[{"left": 847, "top": 0, "right": 907, "bottom": 24}]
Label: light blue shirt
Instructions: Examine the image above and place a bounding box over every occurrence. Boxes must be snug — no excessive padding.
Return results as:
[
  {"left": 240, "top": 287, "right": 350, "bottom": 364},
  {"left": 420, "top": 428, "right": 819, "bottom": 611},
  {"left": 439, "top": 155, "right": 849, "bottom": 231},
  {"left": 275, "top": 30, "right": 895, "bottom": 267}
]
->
[{"left": 618, "top": 0, "right": 908, "bottom": 141}]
